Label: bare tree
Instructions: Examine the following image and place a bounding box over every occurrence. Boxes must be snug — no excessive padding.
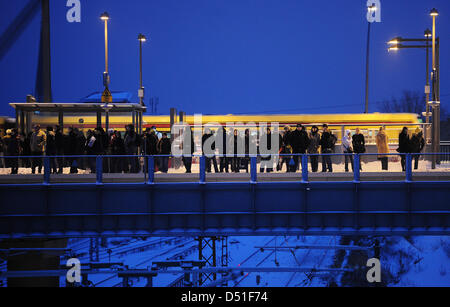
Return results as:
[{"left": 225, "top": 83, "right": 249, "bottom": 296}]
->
[{"left": 378, "top": 90, "right": 425, "bottom": 114}]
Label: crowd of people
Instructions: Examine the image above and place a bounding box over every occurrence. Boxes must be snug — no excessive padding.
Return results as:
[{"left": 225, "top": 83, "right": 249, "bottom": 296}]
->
[{"left": 0, "top": 123, "right": 426, "bottom": 175}]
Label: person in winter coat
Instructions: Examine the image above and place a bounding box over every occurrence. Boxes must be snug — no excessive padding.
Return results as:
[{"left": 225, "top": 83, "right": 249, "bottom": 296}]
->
[
  {"left": 398, "top": 127, "right": 410, "bottom": 172},
  {"left": 46, "top": 126, "right": 58, "bottom": 174},
  {"left": 342, "top": 130, "right": 354, "bottom": 172},
  {"left": 218, "top": 127, "right": 230, "bottom": 173},
  {"left": 4, "top": 128, "right": 21, "bottom": 174},
  {"left": 410, "top": 127, "right": 425, "bottom": 170},
  {"left": 30, "top": 124, "right": 47, "bottom": 174},
  {"left": 124, "top": 124, "right": 139, "bottom": 173},
  {"left": 231, "top": 129, "right": 242, "bottom": 173},
  {"left": 259, "top": 127, "right": 275, "bottom": 173},
  {"left": 376, "top": 127, "right": 390, "bottom": 171},
  {"left": 20, "top": 132, "right": 31, "bottom": 168},
  {"left": 279, "top": 126, "right": 293, "bottom": 172},
  {"left": 290, "top": 124, "right": 310, "bottom": 172},
  {"left": 352, "top": 128, "right": 365, "bottom": 171},
  {"left": 55, "top": 125, "right": 65, "bottom": 174},
  {"left": 202, "top": 128, "right": 219, "bottom": 173},
  {"left": 67, "top": 127, "right": 85, "bottom": 174},
  {"left": 319, "top": 124, "right": 334, "bottom": 172},
  {"left": 181, "top": 128, "right": 195, "bottom": 173},
  {"left": 111, "top": 130, "right": 126, "bottom": 173},
  {"left": 307, "top": 126, "right": 321, "bottom": 173},
  {"left": 157, "top": 133, "right": 172, "bottom": 173}
]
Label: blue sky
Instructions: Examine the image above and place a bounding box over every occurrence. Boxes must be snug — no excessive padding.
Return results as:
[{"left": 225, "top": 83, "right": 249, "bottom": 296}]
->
[{"left": 0, "top": 0, "right": 449, "bottom": 116}]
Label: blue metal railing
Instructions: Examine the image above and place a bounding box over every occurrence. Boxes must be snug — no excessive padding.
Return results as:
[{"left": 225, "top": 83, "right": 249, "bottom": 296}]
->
[{"left": 0, "top": 153, "right": 448, "bottom": 185}]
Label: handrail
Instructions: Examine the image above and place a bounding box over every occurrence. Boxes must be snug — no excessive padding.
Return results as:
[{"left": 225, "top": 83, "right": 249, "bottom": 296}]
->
[{"left": 1, "top": 153, "right": 448, "bottom": 185}]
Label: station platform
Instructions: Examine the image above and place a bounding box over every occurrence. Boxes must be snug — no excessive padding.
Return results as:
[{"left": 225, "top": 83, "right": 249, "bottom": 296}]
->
[{"left": 0, "top": 171, "right": 449, "bottom": 184}]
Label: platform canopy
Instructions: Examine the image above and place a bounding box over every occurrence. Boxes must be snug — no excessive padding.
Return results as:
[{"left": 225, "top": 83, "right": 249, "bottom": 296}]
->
[{"left": 10, "top": 102, "right": 146, "bottom": 134}]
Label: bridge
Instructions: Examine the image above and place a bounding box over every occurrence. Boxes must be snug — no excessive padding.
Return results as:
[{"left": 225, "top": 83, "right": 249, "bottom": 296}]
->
[{"left": 1, "top": 154, "right": 449, "bottom": 238}]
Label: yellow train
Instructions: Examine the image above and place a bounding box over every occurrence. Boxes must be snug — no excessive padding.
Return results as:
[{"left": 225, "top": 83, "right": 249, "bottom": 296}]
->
[{"left": 3, "top": 112, "right": 423, "bottom": 144}]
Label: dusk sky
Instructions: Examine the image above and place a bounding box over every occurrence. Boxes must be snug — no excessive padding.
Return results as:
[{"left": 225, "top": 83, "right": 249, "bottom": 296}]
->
[{"left": 0, "top": 0, "right": 449, "bottom": 117}]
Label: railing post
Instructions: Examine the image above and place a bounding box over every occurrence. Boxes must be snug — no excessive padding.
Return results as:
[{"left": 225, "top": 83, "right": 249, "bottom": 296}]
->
[
  {"left": 43, "top": 156, "right": 50, "bottom": 184},
  {"left": 147, "top": 156, "right": 154, "bottom": 184},
  {"left": 353, "top": 154, "right": 360, "bottom": 182},
  {"left": 406, "top": 154, "right": 412, "bottom": 182},
  {"left": 200, "top": 155, "right": 206, "bottom": 184},
  {"left": 301, "top": 154, "right": 308, "bottom": 182},
  {"left": 250, "top": 156, "right": 257, "bottom": 183},
  {"left": 96, "top": 156, "right": 103, "bottom": 184}
]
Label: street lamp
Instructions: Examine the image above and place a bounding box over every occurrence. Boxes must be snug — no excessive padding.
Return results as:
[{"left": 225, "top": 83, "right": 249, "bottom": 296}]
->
[
  {"left": 430, "top": 8, "right": 440, "bottom": 167},
  {"left": 364, "top": 4, "right": 377, "bottom": 114},
  {"left": 100, "top": 12, "right": 112, "bottom": 103},
  {"left": 138, "top": 33, "right": 147, "bottom": 106},
  {"left": 387, "top": 9, "right": 441, "bottom": 168}
]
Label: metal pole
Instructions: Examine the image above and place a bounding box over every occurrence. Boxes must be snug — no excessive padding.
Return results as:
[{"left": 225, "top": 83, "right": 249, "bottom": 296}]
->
[
  {"left": 436, "top": 40, "right": 440, "bottom": 164},
  {"left": 105, "top": 20, "right": 108, "bottom": 74},
  {"left": 364, "top": 21, "right": 371, "bottom": 114},
  {"left": 431, "top": 13, "right": 436, "bottom": 168},
  {"left": 41, "top": 0, "right": 52, "bottom": 103},
  {"left": 139, "top": 38, "right": 143, "bottom": 105},
  {"left": 425, "top": 37, "right": 430, "bottom": 144}
]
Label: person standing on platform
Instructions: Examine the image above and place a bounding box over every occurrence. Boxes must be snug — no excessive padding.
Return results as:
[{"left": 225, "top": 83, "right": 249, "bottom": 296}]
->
[
  {"left": 290, "top": 124, "right": 309, "bottom": 173},
  {"left": 279, "top": 126, "right": 292, "bottom": 172},
  {"left": 398, "top": 127, "right": 411, "bottom": 172},
  {"left": 259, "top": 127, "right": 274, "bottom": 173},
  {"left": 124, "top": 124, "right": 139, "bottom": 173},
  {"left": 4, "top": 128, "right": 21, "bottom": 174},
  {"left": 342, "top": 130, "right": 354, "bottom": 172},
  {"left": 45, "top": 126, "right": 57, "bottom": 174},
  {"left": 376, "top": 127, "right": 390, "bottom": 171},
  {"left": 231, "top": 129, "right": 242, "bottom": 173},
  {"left": 319, "top": 124, "right": 334, "bottom": 173},
  {"left": 410, "top": 127, "right": 425, "bottom": 170},
  {"left": 55, "top": 125, "right": 65, "bottom": 174},
  {"left": 157, "top": 132, "right": 171, "bottom": 173},
  {"left": 308, "top": 126, "right": 321, "bottom": 173},
  {"left": 181, "top": 128, "right": 195, "bottom": 173},
  {"left": 30, "top": 124, "right": 47, "bottom": 174},
  {"left": 352, "top": 128, "right": 365, "bottom": 171},
  {"left": 218, "top": 127, "right": 230, "bottom": 173},
  {"left": 202, "top": 128, "right": 219, "bottom": 173},
  {"left": 111, "top": 130, "right": 125, "bottom": 173}
]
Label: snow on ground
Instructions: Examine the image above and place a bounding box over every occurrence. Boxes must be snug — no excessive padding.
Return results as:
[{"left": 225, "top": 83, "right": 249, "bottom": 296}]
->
[
  {"left": 383, "top": 236, "right": 450, "bottom": 287},
  {"left": 20, "top": 234, "right": 442, "bottom": 287}
]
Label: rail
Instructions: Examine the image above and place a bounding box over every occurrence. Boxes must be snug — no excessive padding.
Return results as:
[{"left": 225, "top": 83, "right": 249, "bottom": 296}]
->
[{"left": 0, "top": 153, "right": 448, "bottom": 185}]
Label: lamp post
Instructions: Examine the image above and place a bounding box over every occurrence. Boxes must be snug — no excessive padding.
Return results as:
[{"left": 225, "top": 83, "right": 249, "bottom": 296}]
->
[
  {"left": 365, "top": 5, "right": 377, "bottom": 114},
  {"left": 138, "top": 33, "right": 146, "bottom": 106},
  {"left": 100, "top": 12, "right": 112, "bottom": 103},
  {"left": 430, "top": 8, "right": 440, "bottom": 167},
  {"left": 387, "top": 9, "right": 441, "bottom": 168}
]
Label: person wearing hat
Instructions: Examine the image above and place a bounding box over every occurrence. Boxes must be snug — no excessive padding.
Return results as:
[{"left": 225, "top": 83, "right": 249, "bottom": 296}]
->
[
  {"left": 30, "top": 124, "right": 47, "bottom": 174},
  {"left": 410, "top": 127, "right": 425, "bottom": 170}
]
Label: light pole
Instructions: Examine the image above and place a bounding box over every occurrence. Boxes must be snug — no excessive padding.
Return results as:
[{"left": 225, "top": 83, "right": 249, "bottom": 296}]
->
[
  {"left": 387, "top": 9, "right": 441, "bottom": 168},
  {"left": 100, "top": 12, "right": 112, "bottom": 103},
  {"left": 365, "top": 5, "right": 377, "bottom": 114},
  {"left": 138, "top": 33, "right": 147, "bottom": 106},
  {"left": 430, "top": 8, "right": 440, "bottom": 167}
]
